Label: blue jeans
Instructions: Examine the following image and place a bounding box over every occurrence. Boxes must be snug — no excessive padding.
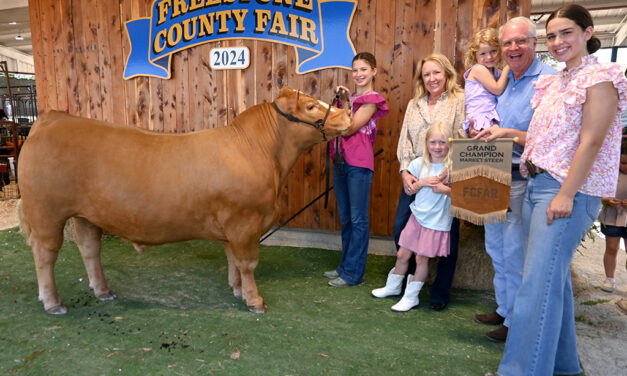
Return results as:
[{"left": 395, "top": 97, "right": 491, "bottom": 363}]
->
[
  {"left": 484, "top": 179, "right": 526, "bottom": 327},
  {"left": 393, "top": 189, "right": 460, "bottom": 304},
  {"left": 498, "top": 173, "right": 600, "bottom": 376},
  {"left": 333, "top": 163, "right": 373, "bottom": 285}
]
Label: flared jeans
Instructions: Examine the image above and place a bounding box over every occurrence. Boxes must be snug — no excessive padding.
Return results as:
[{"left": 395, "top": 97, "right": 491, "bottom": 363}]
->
[
  {"left": 498, "top": 173, "right": 600, "bottom": 376},
  {"left": 333, "top": 163, "right": 373, "bottom": 285}
]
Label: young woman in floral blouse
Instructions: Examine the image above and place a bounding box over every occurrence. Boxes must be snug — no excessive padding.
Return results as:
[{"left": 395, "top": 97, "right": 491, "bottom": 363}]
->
[{"left": 492, "top": 5, "right": 627, "bottom": 376}]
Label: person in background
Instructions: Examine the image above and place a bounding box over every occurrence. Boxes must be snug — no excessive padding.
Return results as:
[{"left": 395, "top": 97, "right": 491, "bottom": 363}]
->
[
  {"left": 372, "top": 122, "right": 453, "bottom": 312},
  {"left": 622, "top": 68, "right": 627, "bottom": 128},
  {"left": 472, "top": 17, "right": 556, "bottom": 343},
  {"left": 393, "top": 53, "right": 465, "bottom": 311},
  {"left": 324, "top": 52, "right": 389, "bottom": 287},
  {"left": 598, "top": 133, "right": 627, "bottom": 293},
  {"left": 462, "top": 28, "right": 509, "bottom": 134},
  {"left": 487, "top": 5, "right": 627, "bottom": 375}
]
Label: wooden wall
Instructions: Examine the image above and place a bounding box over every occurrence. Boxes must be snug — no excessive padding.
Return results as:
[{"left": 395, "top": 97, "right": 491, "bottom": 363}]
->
[{"left": 28, "top": 0, "right": 530, "bottom": 236}]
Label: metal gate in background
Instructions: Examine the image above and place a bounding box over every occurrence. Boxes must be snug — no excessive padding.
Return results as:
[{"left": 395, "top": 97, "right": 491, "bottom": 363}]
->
[{"left": 0, "top": 61, "right": 37, "bottom": 199}]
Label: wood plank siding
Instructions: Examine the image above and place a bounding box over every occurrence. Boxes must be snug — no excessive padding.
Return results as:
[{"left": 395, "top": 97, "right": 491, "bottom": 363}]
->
[{"left": 28, "top": 0, "right": 530, "bottom": 236}]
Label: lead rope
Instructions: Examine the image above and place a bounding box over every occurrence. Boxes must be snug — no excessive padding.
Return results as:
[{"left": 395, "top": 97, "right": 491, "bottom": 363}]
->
[
  {"left": 324, "top": 93, "right": 343, "bottom": 208},
  {"left": 260, "top": 148, "right": 383, "bottom": 244}
]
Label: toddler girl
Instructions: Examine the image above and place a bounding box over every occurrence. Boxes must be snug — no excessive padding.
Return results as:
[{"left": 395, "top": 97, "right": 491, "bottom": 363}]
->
[
  {"left": 462, "top": 28, "right": 510, "bottom": 135},
  {"left": 372, "top": 122, "right": 453, "bottom": 311}
]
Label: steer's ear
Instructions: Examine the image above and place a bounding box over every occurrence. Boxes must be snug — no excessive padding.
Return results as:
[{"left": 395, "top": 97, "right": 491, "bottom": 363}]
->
[{"left": 278, "top": 87, "right": 298, "bottom": 114}]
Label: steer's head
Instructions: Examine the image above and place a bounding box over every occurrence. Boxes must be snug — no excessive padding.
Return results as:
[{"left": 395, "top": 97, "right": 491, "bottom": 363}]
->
[{"left": 273, "top": 87, "right": 352, "bottom": 140}]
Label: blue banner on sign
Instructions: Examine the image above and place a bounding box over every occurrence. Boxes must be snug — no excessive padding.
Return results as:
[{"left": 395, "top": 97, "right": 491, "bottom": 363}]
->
[{"left": 123, "top": 0, "right": 357, "bottom": 79}]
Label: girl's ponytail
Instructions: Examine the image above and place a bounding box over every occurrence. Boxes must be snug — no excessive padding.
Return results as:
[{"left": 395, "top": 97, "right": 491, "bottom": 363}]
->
[{"left": 586, "top": 36, "right": 601, "bottom": 54}]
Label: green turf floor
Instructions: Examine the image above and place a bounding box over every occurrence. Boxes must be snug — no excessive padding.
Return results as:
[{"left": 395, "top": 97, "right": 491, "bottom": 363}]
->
[{"left": 0, "top": 227, "right": 503, "bottom": 375}]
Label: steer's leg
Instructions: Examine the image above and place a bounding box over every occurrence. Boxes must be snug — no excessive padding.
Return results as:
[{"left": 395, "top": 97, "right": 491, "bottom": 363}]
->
[
  {"left": 28, "top": 225, "right": 66, "bottom": 314},
  {"left": 223, "top": 242, "right": 242, "bottom": 300},
  {"left": 72, "top": 217, "right": 116, "bottom": 301},
  {"left": 227, "top": 237, "right": 266, "bottom": 313}
]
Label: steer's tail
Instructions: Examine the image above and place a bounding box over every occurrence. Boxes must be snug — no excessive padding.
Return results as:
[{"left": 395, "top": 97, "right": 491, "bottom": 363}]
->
[{"left": 17, "top": 200, "right": 32, "bottom": 244}]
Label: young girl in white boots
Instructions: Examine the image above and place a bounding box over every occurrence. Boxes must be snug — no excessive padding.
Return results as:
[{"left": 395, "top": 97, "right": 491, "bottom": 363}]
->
[{"left": 372, "top": 122, "right": 453, "bottom": 311}]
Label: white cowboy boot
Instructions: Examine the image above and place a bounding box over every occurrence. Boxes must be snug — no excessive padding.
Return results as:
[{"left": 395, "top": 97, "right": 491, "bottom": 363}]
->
[
  {"left": 391, "top": 279, "right": 424, "bottom": 312},
  {"left": 371, "top": 268, "right": 405, "bottom": 298}
]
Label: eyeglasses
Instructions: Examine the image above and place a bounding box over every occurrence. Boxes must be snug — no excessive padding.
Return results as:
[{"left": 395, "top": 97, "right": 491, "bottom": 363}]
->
[{"left": 501, "top": 37, "right": 535, "bottom": 48}]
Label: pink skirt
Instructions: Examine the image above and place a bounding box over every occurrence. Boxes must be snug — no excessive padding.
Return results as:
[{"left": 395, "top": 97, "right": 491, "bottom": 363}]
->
[{"left": 398, "top": 215, "right": 450, "bottom": 257}]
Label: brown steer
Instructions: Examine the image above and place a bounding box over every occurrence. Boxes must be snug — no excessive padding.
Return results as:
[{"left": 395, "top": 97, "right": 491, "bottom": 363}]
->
[{"left": 18, "top": 87, "right": 351, "bottom": 314}]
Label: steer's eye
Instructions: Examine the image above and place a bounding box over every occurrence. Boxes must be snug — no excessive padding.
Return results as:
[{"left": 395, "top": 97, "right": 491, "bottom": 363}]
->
[{"left": 307, "top": 104, "right": 316, "bottom": 111}]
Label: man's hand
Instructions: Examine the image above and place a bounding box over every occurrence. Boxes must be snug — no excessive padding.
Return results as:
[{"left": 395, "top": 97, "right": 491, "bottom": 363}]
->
[{"left": 474, "top": 124, "right": 508, "bottom": 142}]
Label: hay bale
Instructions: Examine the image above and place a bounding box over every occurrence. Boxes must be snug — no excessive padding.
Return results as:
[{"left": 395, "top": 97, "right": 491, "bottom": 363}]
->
[
  {"left": 427, "top": 222, "right": 495, "bottom": 291},
  {"left": 1, "top": 181, "right": 19, "bottom": 199}
]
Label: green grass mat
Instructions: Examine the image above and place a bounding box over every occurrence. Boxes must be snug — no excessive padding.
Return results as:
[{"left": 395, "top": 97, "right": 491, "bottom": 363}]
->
[{"left": 0, "top": 227, "right": 502, "bottom": 375}]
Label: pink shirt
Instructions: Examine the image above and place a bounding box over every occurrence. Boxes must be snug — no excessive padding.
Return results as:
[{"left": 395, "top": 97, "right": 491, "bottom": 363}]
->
[
  {"left": 521, "top": 55, "right": 627, "bottom": 197},
  {"left": 330, "top": 91, "right": 388, "bottom": 171}
]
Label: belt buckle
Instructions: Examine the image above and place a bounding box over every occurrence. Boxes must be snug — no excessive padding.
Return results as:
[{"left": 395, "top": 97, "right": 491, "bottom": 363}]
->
[{"left": 525, "top": 160, "right": 537, "bottom": 178}]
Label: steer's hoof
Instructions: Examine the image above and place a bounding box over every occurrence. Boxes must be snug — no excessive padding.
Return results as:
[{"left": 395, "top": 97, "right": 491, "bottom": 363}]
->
[
  {"left": 232, "top": 288, "right": 243, "bottom": 300},
  {"left": 247, "top": 301, "right": 268, "bottom": 314},
  {"left": 46, "top": 305, "right": 68, "bottom": 315},
  {"left": 96, "top": 291, "right": 117, "bottom": 301}
]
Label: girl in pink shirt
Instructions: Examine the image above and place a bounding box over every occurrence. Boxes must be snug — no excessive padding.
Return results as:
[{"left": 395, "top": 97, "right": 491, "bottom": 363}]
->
[{"left": 324, "top": 52, "right": 388, "bottom": 287}]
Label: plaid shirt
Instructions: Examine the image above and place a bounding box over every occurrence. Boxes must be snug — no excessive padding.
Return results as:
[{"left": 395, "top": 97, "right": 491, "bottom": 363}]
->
[{"left": 396, "top": 93, "right": 466, "bottom": 172}]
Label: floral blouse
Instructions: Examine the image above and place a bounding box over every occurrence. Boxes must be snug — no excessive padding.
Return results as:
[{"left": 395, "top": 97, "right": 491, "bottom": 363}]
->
[
  {"left": 396, "top": 92, "right": 466, "bottom": 172},
  {"left": 520, "top": 55, "right": 627, "bottom": 197}
]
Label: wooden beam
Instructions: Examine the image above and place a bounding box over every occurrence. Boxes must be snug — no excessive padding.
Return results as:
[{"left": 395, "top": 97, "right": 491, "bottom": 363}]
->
[
  {"left": 614, "top": 19, "right": 627, "bottom": 46},
  {"left": 0, "top": 0, "right": 28, "bottom": 11},
  {"left": 531, "top": 1, "right": 627, "bottom": 15}
]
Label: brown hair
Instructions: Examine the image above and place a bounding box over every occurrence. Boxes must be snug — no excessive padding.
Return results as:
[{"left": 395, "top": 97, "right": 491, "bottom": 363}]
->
[
  {"left": 464, "top": 28, "right": 502, "bottom": 70},
  {"left": 352, "top": 52, "right": 377, "bottom": 84},
  {"left": 547, "top": 4, "right": 600, "bottom": 54},
  {"left": 414, "top": 53, "right": 463, "bottom": 101},
  {"left": 353, "top": 52, "right": 377, "bottom": 68}
]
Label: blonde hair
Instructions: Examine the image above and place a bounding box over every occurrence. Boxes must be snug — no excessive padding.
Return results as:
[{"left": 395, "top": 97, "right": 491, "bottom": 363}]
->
[
  {"left": 464, "top": 28, "right": 502, "bottom": 70},
  {"left": 419, "top": 121, "right": 453, "bottom": 177},
  {"left": 414, "top": 53, "right": 463, "bottom": 101}
]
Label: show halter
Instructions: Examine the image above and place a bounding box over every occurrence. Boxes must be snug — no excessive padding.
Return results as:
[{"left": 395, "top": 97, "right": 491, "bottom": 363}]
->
[
  {"left": 271, "top": 92, "right": 342, "bottom": 209},
  {"left": 271, "top": 93, "right": 335, "bottom": 141}
]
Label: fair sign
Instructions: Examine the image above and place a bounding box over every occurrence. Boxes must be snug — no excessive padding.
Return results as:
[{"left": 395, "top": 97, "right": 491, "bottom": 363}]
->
[{"left": 123, "top": 0, "right": 357, "bottom": 79}]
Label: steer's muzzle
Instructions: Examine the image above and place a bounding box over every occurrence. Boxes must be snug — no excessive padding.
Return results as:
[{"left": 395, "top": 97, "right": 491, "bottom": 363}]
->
[{"left": 326, "top": 108, "right": 352, "bottom": 137}]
